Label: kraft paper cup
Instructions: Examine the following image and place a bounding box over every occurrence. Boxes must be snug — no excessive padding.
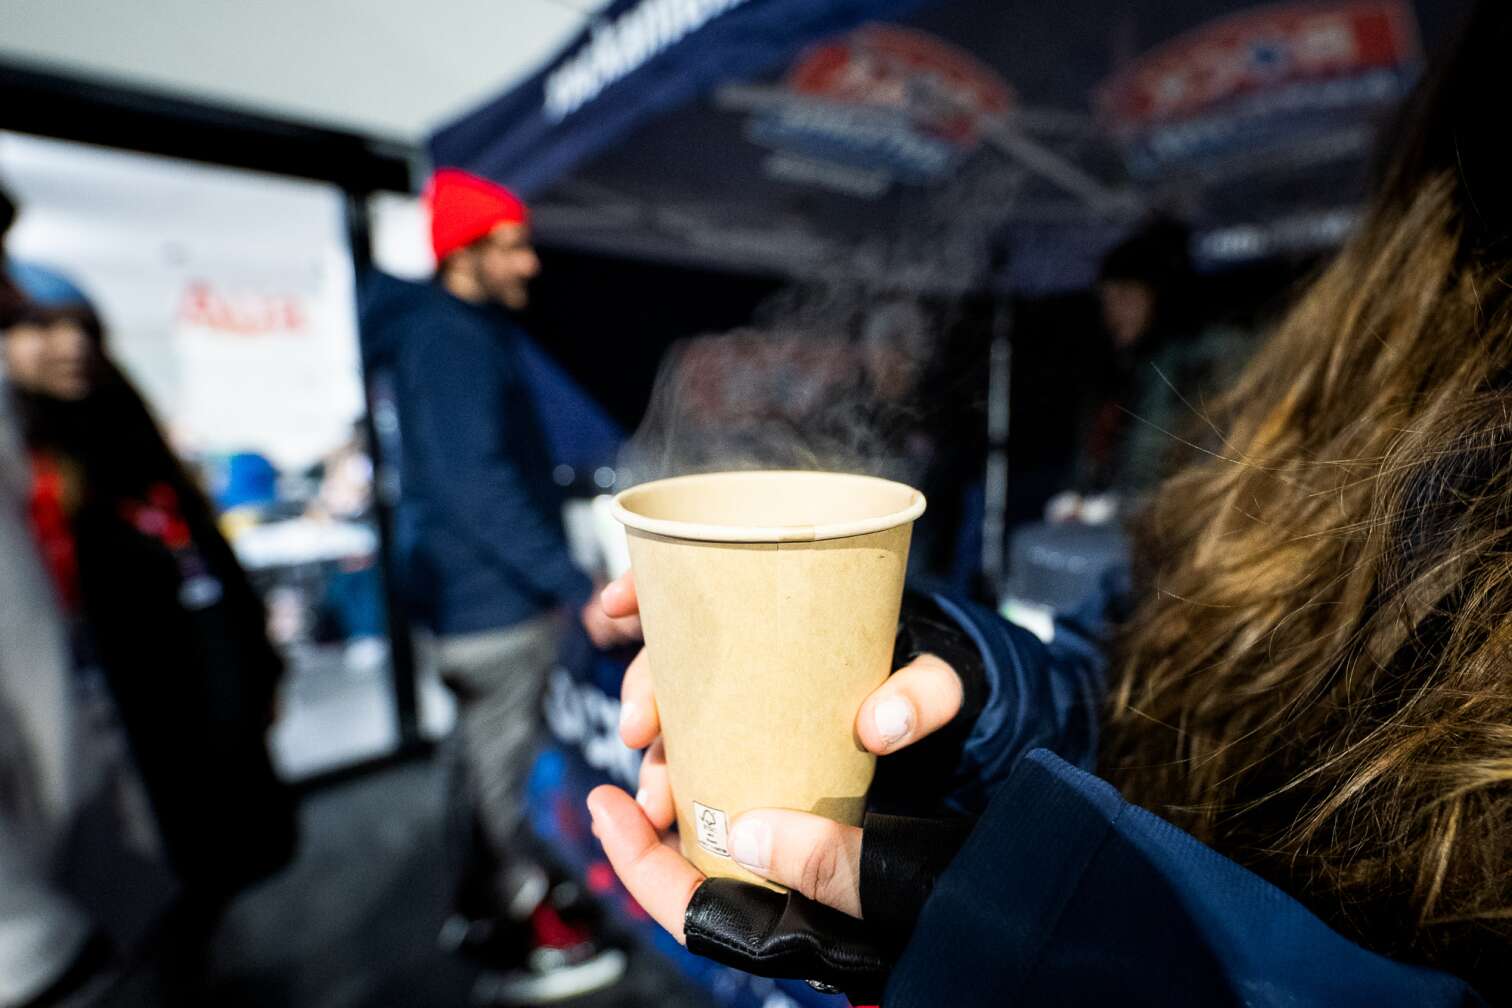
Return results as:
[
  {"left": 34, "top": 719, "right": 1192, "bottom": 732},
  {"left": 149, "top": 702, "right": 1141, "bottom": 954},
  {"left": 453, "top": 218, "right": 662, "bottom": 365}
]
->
[{"left": 611, "top": 470, "right": 926, "bottom": 887}]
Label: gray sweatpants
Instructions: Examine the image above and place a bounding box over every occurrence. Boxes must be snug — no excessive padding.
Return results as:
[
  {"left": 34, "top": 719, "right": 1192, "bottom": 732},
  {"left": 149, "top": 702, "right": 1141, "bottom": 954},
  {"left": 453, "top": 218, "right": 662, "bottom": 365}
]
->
[{"left": 437, "top": 613, "right": 559, "bottom": 913}]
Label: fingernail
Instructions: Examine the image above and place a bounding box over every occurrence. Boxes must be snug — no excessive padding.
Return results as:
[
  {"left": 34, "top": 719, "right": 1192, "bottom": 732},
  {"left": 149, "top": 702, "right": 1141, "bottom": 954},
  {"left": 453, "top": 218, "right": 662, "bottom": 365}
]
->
[
  {"left": 619, "top": 701, "right": 639, "bottom": 734},
  {"left": 873, "top": 697, "right": 914, "bottom": 748},
  {"left": 729, "top": 817, "right": 771, "bottom": 873},
  {"left": 602, "top": 581, "right": 625, "bottom": 608},
  {"left": 635, "top": 789, "right": 650, "bottom": 811}
]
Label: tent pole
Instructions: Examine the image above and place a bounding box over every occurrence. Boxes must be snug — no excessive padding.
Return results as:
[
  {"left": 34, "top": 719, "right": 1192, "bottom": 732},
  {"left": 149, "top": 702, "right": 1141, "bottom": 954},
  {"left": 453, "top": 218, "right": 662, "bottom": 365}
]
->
[
  {"left": 983, "top": 299, "right": 1012, "bottom": 605},
  {"left": 344, "top": 190, "right": 425, "bottom": 753}
]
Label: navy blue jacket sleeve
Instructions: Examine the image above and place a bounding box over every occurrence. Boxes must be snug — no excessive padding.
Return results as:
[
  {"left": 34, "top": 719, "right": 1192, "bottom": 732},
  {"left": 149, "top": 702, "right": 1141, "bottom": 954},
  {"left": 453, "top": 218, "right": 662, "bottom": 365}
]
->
[
  {"left": 887, "top": 748, "right": 1485, "bottom": 1007},
  {"left": 931, "top": 567, "right": 1126, "bottom": 814},
  {"left": 395, "top": 319, "right": 591, "bottom": 606}
]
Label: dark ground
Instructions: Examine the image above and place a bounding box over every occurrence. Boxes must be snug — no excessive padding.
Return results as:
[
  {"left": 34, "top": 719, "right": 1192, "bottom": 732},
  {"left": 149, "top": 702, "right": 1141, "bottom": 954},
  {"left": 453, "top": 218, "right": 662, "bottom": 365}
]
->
[{"left": 94, "top": 757, "right": 712, "bottom": 1008}]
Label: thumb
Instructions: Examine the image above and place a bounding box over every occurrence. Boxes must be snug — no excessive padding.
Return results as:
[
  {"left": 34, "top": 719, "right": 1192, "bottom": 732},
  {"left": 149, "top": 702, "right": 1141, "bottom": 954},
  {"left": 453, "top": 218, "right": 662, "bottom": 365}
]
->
[{"left": 727, "top": 809, "right": 864, "bottom": 919}]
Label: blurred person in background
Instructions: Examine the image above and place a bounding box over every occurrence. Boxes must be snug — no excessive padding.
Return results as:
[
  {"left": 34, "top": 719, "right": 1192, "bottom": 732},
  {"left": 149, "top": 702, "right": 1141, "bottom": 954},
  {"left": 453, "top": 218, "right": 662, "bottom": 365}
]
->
[
  {"left": 359, "top": 168, "right": 626, "bottom": 1004},
  {"left": 585, "top": 2, "right": 1512, "bottom": 1002},
  {"left": 0, "top": 244, "right": 107, "bottom": 1006},
  {"left": 1047, "top": 217, "right": 1245, "bottom": 524},
  {"left": 1, "top": 290, "right": 295, "bottom": 1002}
]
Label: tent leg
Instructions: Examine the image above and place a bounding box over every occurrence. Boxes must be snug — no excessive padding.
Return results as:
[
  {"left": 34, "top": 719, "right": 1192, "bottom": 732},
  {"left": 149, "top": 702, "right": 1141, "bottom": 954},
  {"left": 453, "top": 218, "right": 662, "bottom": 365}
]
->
[
  {"left": 982, "top": 302, "right": 1012, "bottom": 606},
  {"left": 345, "top": 190, "right": 424, "bottom": 753}
]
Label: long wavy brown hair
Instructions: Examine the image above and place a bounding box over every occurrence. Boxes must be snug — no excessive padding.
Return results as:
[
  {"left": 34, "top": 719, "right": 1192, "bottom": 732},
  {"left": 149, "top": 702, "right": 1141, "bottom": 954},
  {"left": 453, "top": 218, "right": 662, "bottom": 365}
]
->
[{"left": 1104, "top": 3, "right": 1512, "bottom": 998}]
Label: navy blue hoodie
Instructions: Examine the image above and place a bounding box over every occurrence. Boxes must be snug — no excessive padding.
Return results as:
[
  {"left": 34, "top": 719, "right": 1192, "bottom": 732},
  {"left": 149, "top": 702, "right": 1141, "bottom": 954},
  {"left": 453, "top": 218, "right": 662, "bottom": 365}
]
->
[
  {"left": 358, "top": 271, "right": 590, "bottom": 636},
  {"left": 886, "top": 582, "right": 1489, "bottom": 1005}
]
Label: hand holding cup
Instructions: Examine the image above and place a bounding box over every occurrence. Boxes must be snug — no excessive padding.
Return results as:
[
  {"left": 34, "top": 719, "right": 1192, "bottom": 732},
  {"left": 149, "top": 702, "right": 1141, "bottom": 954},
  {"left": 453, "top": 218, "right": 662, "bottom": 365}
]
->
[{"left": 591, "top": 571, "right": 965, "bottom": 937}]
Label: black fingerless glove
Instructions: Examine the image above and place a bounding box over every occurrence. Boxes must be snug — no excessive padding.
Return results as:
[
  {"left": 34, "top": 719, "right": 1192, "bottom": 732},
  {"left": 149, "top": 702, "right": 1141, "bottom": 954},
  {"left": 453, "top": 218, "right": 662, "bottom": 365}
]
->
[
  {"left": 685, "top": 878, "right": 889, "bottom": 1002},
  {"left": 683, "top": 813, "right": 973, "bottom": 1001}
]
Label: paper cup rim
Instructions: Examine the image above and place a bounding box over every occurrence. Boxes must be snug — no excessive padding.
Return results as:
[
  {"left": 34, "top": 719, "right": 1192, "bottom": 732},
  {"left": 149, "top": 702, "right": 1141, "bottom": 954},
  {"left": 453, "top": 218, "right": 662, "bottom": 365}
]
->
[{"left": 611, "top": 470, "right": 926, "bottom": 543}]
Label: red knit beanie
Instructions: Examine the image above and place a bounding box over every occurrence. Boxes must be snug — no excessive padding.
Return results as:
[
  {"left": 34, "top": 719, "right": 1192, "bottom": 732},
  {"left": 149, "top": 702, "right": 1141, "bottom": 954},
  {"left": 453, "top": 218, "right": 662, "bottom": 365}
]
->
[{"left": 427, "top": 168, "right": 530, "bottom": 262}]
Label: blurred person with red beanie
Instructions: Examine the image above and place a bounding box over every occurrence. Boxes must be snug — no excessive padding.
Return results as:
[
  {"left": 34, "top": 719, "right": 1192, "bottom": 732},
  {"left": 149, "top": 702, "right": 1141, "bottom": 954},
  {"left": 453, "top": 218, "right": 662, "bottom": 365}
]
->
[{"left": 359, "top": 169, "right": 627, "bottom": 1004}]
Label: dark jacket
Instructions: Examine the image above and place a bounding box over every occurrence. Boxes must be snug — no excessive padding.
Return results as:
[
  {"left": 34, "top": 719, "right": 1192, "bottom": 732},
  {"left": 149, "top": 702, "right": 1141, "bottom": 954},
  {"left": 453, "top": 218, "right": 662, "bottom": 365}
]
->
[
  {"left": 888, "top": 583, "right": 1487, "bottom": 1006},
  {"left": 359, "top": 272, "right": 590, "bottom": 636}
]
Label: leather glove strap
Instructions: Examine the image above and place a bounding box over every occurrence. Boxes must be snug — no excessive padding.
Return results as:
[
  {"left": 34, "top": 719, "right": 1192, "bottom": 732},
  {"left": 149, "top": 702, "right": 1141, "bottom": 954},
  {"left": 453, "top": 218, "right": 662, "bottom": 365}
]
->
[{"left": 685, "top": 878, "right": 888, "bottom": 1004}]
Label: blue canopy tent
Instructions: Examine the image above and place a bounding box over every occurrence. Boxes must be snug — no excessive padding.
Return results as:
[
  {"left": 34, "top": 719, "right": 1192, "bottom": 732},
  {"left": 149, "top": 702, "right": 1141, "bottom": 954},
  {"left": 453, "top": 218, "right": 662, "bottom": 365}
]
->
[
  {"left": 431, "top": 2, "right": 1465, "bottom": 1004},
  {"left": 434, "top": 0, "right": 1456, "bottom": 289}
]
